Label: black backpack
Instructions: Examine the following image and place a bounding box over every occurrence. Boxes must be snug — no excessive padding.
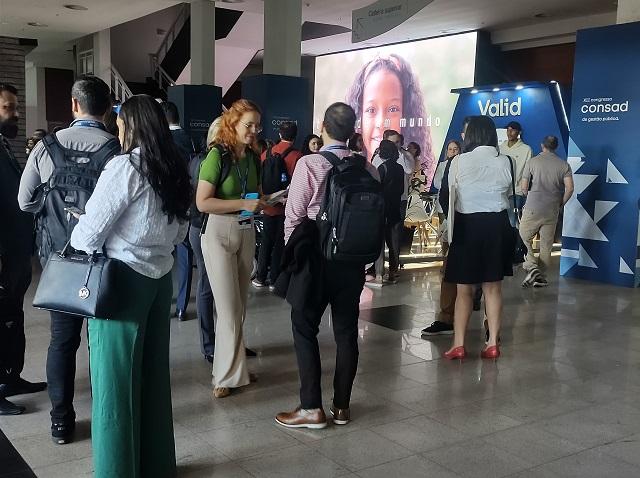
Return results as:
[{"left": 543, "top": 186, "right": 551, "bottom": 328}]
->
[
  {"left": 34, "top": 134, "right": 120, "bottom": 265},
  {"left": 317, "top": 151, "right": 385, "bottom": 263},
  {"left": 261, "top": 145, "right": 294, "bottom": 195}
]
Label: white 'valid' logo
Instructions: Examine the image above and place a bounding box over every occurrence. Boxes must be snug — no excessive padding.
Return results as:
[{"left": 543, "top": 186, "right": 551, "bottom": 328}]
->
[{"left": 478, "top": 97, "right": 522, "bottom": 117}]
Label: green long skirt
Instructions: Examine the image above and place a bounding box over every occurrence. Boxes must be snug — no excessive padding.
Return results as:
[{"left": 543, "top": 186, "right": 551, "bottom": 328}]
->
[{"left": 88, "top": 264, "right": 176, "bottom": 478}]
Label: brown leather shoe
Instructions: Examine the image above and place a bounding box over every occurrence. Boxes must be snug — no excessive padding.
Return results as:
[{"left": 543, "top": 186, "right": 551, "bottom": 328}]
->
[
  {"left": 275, "top": 406, "right": 327, "bottom": 429},
  {"left": 330, "top": 404, "right": 350, "bottom": 425}
]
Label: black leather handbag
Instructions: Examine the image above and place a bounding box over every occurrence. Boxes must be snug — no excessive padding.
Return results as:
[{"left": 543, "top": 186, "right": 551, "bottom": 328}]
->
[{"left": 33, "top": 241, "right": 118, "bottom": 318}]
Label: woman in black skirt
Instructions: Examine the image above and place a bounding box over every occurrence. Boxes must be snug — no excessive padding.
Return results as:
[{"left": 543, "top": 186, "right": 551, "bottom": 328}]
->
[{"left": 443, "top": 116, "right": 514, "bottom": 360}]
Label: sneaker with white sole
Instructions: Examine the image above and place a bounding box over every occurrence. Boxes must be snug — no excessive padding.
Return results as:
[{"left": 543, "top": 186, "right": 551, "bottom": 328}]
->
[
  {"left": 251, "top": 279, "right": 268, "bottom": 288},
  {"left": 521, "top": 268, "right": 541, "bottom": 288}
]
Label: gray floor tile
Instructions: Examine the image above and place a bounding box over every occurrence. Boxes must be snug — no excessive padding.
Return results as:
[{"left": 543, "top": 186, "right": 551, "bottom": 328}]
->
[
  {"left": 197, "top": 419, "right": 300, "bottom": 460},
  {"left": 176, "top": 461, "right": 255, "bottom": 478},
  {"left": 426, "top": 402, "right": 523, "bottom": 437},
  {"left": 593, "top": 433, "right": 640, "bottom": 468},
  {"left": 536, "top": 448, "right": 640, "bottom": 477},
  {"left": 237, "top": 444, "right": 349, "bottom": 477},
  {"left": 370, "top": 415, "right": 469, "bottom": 453},
  {"left": 423, "top": 439, "right": 534, "bottom": 478},
  {"left": 311, "top": 429, "right": 413, "bottom": 471},
  {"left": 32, "top": 457, "right": 94, "bottom": 478},
  {"left": 356, "top": 455, "right": 460, "bottom": 478}
]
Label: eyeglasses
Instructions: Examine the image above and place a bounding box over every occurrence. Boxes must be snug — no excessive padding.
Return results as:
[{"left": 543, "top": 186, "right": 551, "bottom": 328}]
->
[{"left": 240, "top": 122, "right": 263, "bottom": 133}]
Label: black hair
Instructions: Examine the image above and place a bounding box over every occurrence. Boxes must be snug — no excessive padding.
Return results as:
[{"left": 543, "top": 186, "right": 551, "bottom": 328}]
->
[
  {"left": 408, "top": 141, "right": 421, "bottom": 158},
  {"left": 323, "top": 102, "right": 356, "bottom": 142},
  {"left": 462, "top": 116, "right": 472, "bottom": 133},
  {"left": 379, "top": 139, "right": 399, "bottom": 162},
  {"left": 103, "top": 110, "right": 119, "bottom": 137},
  {"left": 301, "top": 134, "right": 321, "bottom": 156},
  {"left": 0, "top": 83, "right": 18, "bottom": 96},
  {"left": 348, "top": 132, "right": 363, "bottom": 152},
  {"left": 346, "top": 54, "right": 434, "bottom": 171},
  {"left": 542, "top": 135, "right": 559, "bottom": 151},
  {"left": 161, "top": 101, "right": 180, "bottom": 125},
  {"left": 32, "top": 129, "right": 47, "bottom": 140},
  {"left": 71, "top": 75, "right": 111, "bottom": 117},
  {"left": 279, "top": 121, "right": 298, "bottom": 142},
  {"left": 462, "top": 116, "right": 498, "bottom": 153},
  {"left": 257, "top": 138, "right": 268, "bottom": 154},
  {"left": 383, "top": 129, "right": 399, "bottom": 140},
  {"left": 118, "top": 95, "right": 192, "bottom": 222},
  {"left": 399, "top": 134, "right": 405, "bottom": 145}
]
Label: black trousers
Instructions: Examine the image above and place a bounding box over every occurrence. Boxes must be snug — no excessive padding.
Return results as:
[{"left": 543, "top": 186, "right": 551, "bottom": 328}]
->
[
  {"left": 175, "top": 233, "right": 193, "bottom": 313},
  {"left": 291, "top": 260, "right": 366, "bottom": 409},
  {"left": 256, "top": 214, "right": 285, "bottom": 284},
  {"left": 47, "top": 311, "right": 84, "bottom": 425},
  {"left": 385, "top": 219, "right": 402, "bottom": 274},
  {"left": 0, "top": 254, "right": 31, "bottom": 385},
  {"left": 188, "top": 226, "right": 216, "bottom": 356}
]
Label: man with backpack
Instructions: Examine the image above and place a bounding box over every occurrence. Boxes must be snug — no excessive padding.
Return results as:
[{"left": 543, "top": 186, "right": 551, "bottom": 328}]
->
[
  {"left": 18, "top": 75, "right": 120, "bottom": 444},
  {"left": 253, "top": 121, "right": 302, "bottom": 289},
  {"left": 275, "top": 103, "right": 381, "bottom": 429},
  {"left": 0, "top": 82, "right": 47, "bottom": 416}
]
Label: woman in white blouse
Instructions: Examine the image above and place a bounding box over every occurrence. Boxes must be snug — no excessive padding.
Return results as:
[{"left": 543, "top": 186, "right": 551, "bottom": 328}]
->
[
  {"left": 442, "top": 116, "right": 514, "bottom": 361},
  {"left": 70, "top": 95, "right": 191, "bottom": 478}
]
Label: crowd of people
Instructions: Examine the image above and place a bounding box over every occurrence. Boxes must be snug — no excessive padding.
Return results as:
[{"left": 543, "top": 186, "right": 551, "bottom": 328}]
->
[{"left": 0, "top": 75, "right": 574, "bottom": 477}]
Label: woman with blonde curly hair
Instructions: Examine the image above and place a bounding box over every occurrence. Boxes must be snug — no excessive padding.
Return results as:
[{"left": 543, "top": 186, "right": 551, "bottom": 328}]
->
[
  {"left": 346, "top": 54, "right": 436, "bottom": 183},
  {"left": 196, "top": 99, "right": 265, "bottom": 398}
]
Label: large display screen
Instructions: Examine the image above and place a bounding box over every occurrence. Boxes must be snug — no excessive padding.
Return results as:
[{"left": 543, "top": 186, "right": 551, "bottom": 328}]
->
[{"left": 314, "top": 32, "right": 477, "bottom": 184}]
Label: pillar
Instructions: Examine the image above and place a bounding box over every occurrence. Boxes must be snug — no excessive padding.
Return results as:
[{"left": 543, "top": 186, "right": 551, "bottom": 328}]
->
[
  {"left": 263, "top": 0, "right": 301, "bottom": 76},
  {"left": 617, "top": 0, "right": 640, "bottom": 24},
  {"left": 191, "top": 0, "right": 215, "bottom": 86},
  {"left": 25, "top": 62, "right": 47, "bottom": 134},
  {"left": 93, "top": 29, "right": 111, "bottom": 85}
]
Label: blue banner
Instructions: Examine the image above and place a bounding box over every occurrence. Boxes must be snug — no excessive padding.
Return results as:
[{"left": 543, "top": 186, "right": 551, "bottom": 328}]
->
[
  {"left": 242, "top": 75, "right": 310, "bottom": 150},
  {"left": 560, "top": 22, "right": 640, "bottom": 287},
  {"left": 443, "top": 82, "right": 569, "bottom": 160}
]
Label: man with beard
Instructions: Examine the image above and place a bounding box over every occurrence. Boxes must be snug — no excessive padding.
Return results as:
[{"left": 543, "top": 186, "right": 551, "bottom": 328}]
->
[{"left": 0, "top": 83, "right": 47, "bottom": 416}]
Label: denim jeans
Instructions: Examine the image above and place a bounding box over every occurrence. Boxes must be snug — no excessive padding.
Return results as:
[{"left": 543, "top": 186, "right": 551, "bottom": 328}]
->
[{"left": 508, "top": 195, "right": 526, "bottom": 227}]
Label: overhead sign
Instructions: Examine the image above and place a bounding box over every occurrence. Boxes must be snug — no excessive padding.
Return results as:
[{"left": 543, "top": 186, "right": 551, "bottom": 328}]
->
[{"left": 352, "top": 0, "right": 434, "bottom": 43}]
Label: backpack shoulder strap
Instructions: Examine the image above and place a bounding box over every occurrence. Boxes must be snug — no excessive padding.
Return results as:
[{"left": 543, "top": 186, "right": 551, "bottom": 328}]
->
[
  {"left": 42, "top": 133, "right": 68, "bottom": 170},
  {"left": 89, "top": 138, "right": 121, "bottom": 170},
  {"left": 280, "top": 145, "right": 295, "bottom": 160},
  {"left": 319, "top": 150, "right": 341, "bottom": 167}
]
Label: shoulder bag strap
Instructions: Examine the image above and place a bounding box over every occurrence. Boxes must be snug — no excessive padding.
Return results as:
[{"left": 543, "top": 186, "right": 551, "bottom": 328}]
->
[{"left": 507, "top": 155, "right": 520, "bottom": 224}]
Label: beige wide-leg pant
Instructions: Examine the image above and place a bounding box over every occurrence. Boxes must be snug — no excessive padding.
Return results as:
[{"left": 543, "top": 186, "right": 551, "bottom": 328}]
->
[{"left": 201, "top": 214, "right": 255, "bottom": 388}]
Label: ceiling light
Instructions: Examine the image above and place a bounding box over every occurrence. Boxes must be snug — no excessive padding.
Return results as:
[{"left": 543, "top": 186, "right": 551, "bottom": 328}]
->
[
  {"left": 550, "top": 80, "right": 557, "bottom": 84},
  {"left": 27, "top": 22, "right": 48, "bottom": 27},
  {"left": 64, "top": 4, "right": 88, "bottom": 10},
  {"left": 492, "top": 87, "right": 500, "bottom": 92},
  {"left": 471, "top": 89, "right": 479, "bottom": 94},
  {"left": 515, "top": 84, "right": 524, "bottom": 90}
]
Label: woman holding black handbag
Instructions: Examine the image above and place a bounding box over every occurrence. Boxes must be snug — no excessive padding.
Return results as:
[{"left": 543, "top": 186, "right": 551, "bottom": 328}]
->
[
  {"left": 70, "top": 95, "right": 191, "bottom": 478},
  {"left": 442, "top": 115, "right": 514, "bottom": 361}
]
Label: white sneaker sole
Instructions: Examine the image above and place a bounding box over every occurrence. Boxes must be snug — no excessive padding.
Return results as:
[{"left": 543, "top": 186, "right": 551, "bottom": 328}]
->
[
  {"left": 329, "top": 409, "right": 350, "bottom": 425},
  {"left": 274, "top": 417, "right": 327, "bottom": 429}
]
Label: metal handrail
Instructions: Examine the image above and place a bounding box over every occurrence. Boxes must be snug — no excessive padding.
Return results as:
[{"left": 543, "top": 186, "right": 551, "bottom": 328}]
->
[
  {"left": 155, "top": 3, "right": 189, "bottom": 66},
  {"left": 149, "top": 54, "right": 177, "bottom": 92},
  {"left": 110, "top": 65, "right": 133, "bottom": 102}
]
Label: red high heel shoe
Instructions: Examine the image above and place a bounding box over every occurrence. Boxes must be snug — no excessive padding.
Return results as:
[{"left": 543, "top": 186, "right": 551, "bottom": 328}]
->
[
  {"left": 443, "top": 346, "right": 466, "bottom": 360},
  {"left": 481, "top": 345, "right": 500, "bottom": 359}
]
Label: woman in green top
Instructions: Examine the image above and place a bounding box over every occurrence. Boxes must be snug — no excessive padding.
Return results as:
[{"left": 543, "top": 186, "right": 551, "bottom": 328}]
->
[{"left": 196, "top": 99, "right": 265, "bottom": 398}]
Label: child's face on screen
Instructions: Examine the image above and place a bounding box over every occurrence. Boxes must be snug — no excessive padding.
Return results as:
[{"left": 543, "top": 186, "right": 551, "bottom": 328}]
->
[{"left": 361, "top": 69, "right": 403, "bottom": 160}]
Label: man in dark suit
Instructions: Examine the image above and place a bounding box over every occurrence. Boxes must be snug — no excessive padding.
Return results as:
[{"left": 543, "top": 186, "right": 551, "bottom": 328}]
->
[
  {"left": 0, "top": 83, "right": 47, "bottom": 415},
  {"left": 162, "top": 101, "right": 194, "bottom": 321}
]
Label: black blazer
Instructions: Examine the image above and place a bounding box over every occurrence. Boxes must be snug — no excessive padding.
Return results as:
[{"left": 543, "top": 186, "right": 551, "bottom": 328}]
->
[
  {"left": 273, "top": 218, "right": 324, "bottom": 310},
  {"left": 0, "top": 139, "right": 34, "bottom": 257}
]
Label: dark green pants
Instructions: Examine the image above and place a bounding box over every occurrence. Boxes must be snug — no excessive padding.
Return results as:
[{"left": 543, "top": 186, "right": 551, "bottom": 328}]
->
[{"left": 88, "top": 265, "right": 176, "bottom": 478}]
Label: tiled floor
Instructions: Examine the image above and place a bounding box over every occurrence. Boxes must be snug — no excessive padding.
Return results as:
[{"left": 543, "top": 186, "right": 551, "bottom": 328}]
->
[{"left": 2, "top": 259, "right": 640, "bottom": 477}]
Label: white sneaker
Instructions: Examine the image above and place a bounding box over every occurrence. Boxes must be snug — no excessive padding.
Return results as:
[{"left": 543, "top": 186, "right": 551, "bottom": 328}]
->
[{"left": 366, "top": 276, "right": 384, "bottom": 289}]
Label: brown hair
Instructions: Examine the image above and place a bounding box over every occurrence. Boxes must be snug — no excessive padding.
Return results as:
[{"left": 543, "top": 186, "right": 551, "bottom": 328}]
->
[{"left": 216, "top": 99, "right": 261, "bottom": 158}]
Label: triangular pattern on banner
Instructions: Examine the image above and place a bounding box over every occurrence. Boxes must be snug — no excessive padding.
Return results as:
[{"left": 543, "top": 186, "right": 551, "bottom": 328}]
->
[
  {"left": 568, "top": 137, "right": 586, "bottom": 158},
  {"left": 606, "top": 159, "right": 629, "bottom": 184},
  {"left": 578, "top": 244, "right": 598, "bottom": 268},
  {"left": 560, "top": 256, "right": 579, "bottom": 275},
  {"left": 567, "top": 157, "right": 586, "bottom": 175},
  {"left": 593, "top": 200, "right": 618, "bottom": 223},
  {"left": 620, "top": 257, "right": 634, "bottom": 275},
  {"left": 562, "top": 195, "right": 608, "bottom": 241}
]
